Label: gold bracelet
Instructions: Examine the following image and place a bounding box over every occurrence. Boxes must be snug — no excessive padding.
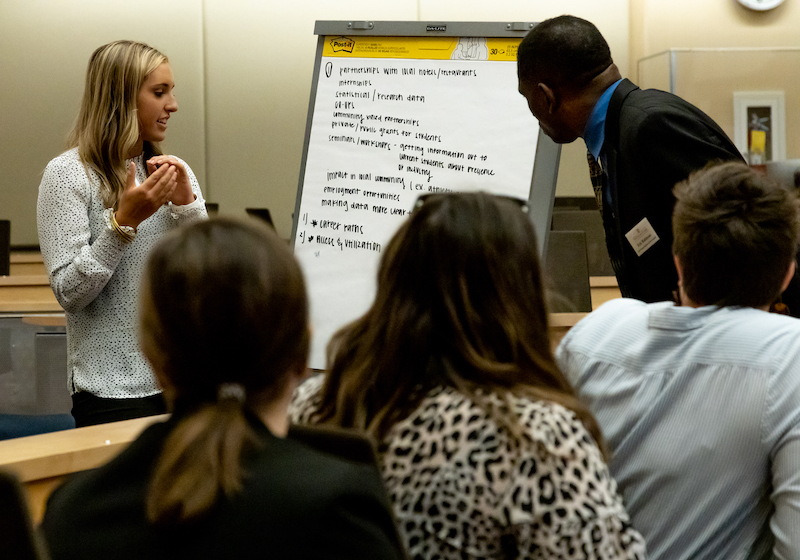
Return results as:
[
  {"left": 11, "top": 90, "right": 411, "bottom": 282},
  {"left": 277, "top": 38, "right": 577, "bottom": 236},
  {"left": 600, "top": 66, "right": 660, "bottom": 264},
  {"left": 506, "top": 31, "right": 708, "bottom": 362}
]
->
[{"left": 107, "top": 209, "right": 136, "bottom": 243}]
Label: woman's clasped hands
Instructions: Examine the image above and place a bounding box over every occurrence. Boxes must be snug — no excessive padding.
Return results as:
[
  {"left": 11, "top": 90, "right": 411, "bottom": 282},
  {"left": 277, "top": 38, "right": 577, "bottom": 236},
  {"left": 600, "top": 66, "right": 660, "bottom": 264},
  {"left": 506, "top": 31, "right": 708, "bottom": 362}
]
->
[
  {"left": 115, "top": 158, "right": 192, "bottom": 229},
  {"left": 147, "top": 155, "right": 195, "bottom": 205}
]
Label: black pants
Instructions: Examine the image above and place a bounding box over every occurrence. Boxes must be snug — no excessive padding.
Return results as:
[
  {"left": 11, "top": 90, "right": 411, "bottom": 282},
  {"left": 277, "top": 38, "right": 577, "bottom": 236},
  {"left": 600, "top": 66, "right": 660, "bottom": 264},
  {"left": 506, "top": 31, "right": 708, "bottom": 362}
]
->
[{"left": 71, "top": 392, "right": 167, "bottom": 428}]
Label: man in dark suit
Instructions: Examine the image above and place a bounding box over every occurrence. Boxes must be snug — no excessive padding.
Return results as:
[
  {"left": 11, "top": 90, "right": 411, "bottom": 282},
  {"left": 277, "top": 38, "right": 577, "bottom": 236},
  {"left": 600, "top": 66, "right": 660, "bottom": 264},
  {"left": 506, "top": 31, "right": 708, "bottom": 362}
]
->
[{"left": 517, "top": 15, "right": 745, "bottom": 303}]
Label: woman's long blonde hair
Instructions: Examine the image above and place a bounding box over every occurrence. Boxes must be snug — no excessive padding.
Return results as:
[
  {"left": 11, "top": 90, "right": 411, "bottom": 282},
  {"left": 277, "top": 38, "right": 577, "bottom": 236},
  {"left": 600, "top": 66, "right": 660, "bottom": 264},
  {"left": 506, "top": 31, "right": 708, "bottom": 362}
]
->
[{"left": 68, "top": 40, "right": 166, "bottom": 208}]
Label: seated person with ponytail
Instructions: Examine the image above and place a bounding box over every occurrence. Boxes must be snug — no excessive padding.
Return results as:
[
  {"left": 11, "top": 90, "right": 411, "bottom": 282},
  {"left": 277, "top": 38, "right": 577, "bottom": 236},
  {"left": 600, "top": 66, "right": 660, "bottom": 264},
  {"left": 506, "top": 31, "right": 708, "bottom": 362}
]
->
[{"left": 41, "top": 217, "right": 406, "bottom": 560}]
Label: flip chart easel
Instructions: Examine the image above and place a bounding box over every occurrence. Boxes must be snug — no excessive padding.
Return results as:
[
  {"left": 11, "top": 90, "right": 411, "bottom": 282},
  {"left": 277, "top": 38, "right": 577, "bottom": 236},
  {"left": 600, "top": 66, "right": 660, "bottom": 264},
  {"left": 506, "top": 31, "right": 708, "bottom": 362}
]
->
[{"left": 292, "top": 21, "right": 560, "bottom": 369}]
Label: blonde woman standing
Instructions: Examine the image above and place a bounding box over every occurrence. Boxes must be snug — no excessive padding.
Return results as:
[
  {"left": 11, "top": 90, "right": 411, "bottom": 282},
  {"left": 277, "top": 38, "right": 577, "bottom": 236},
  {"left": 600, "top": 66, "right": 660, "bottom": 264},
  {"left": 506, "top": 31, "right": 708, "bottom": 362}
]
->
[{"left": 37, "top": 40, "right": 207, "bottom": 427}]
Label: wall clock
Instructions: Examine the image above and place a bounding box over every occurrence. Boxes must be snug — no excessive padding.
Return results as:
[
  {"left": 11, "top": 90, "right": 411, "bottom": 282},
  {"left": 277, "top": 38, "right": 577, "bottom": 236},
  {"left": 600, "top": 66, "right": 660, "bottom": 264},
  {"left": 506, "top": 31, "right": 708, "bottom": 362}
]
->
[{"left": 737, "top": 0, "right": 785, "bottom": 10}]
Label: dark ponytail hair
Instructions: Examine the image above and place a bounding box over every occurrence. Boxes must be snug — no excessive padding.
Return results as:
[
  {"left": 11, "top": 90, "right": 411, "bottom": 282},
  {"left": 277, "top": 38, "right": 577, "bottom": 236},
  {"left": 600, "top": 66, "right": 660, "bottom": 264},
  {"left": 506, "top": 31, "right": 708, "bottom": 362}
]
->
[{"left": 139, "top": 217, "right": 309, "bottom": 524}]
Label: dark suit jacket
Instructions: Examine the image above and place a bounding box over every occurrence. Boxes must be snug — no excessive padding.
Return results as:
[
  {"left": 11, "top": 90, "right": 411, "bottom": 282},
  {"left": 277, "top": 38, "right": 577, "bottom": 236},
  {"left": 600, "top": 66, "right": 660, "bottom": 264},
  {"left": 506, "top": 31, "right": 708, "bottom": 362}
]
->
[
  {"left": 602, "top": 79, "right": 745, "bottom": 302},
  {"left": 41, "top": 414, "right": 406, "bottom": 560}
]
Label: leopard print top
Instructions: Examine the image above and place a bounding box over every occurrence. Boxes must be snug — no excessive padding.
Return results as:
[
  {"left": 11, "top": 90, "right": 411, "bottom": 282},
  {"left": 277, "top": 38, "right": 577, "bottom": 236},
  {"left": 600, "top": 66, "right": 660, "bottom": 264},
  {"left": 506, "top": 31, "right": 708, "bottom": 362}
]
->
[{"left": 290, "top": 376, "right": 646, "bottom": 559}]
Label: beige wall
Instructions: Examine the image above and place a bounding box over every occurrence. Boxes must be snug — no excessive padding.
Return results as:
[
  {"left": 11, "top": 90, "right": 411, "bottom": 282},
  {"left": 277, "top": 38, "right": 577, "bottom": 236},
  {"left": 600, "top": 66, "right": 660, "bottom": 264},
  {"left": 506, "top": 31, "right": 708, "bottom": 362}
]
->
[
  {"left": 632, "top": 0, "right": 800, "bottom": 63},
  {"left": 632, "top": 0, "right": 800, "bottom": 162},
  {"left": 2, "top": 0, "right": 799, "bottom": 245}
]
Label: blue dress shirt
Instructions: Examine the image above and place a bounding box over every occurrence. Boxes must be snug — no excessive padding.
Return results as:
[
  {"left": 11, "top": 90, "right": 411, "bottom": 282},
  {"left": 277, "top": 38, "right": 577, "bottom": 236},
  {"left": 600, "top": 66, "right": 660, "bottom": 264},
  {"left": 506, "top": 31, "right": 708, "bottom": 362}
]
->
[
  {"left": 584, "top": 78, "right": 622, "bottom": 161},
  {"left": 583, "top": 79, "right": 622, "bottom": 210},
  {"left": 556, "top": 298, "right": 800, "bottom": 560}
]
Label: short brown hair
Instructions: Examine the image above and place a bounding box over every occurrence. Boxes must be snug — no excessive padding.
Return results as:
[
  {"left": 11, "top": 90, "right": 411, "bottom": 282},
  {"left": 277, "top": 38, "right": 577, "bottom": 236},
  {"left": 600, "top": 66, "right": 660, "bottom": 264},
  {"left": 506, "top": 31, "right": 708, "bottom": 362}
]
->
[{"left": 672, "top": 162, "right": 800, "bottom": 307}]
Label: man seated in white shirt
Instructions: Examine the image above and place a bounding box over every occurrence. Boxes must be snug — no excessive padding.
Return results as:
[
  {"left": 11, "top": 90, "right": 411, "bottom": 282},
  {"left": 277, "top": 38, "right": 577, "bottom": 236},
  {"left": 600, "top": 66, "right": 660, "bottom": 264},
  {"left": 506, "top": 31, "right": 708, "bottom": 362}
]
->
[{"left": 556, "top": 161, "right": 800, "bottom": 560}]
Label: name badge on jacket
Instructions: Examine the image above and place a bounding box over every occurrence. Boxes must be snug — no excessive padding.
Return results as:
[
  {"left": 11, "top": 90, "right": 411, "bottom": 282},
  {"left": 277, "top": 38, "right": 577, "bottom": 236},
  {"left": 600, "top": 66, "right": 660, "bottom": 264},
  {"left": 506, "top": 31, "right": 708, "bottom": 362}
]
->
[{"left": 625, "top": 217, "right": 659, "bottom": 256}]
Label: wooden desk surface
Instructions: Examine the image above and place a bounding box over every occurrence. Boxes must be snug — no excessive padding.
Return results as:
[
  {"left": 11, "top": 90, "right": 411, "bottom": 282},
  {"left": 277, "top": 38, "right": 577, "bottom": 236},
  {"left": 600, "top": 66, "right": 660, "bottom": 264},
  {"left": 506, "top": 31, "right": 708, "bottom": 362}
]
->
[
  {"left": 0, "top": 274, "right": 61, "bottom": 313},
  {"left": 0, "top": 298, "right": 62, "bottom": 313},
  {"left": 0, "top": 415, "right": 167, "bottom": 522},
  {"left": 1, "top": 254, "right": 59, "bottom": 312},
  {"left": 10, "top": 252, "right": 44, "bottom": 264},
  {"left": 0, "top": 414, "right": 166, "bottom": 483},
  {"left": 0, "top": 275, "right": 50, "bottom": 287},
  {"left": 549, "top": 312, "right": 588, "bottom": 328},
  {"left": 20, "top": 314, "right": 67, "bottom": 327}
]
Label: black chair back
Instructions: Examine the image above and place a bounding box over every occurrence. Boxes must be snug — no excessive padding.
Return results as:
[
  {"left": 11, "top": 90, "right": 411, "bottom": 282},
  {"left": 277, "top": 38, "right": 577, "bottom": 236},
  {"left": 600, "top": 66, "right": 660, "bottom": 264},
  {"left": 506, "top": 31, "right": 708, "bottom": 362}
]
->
[{"left": 245, "top": 208, "right": 275, "bottom": 229}]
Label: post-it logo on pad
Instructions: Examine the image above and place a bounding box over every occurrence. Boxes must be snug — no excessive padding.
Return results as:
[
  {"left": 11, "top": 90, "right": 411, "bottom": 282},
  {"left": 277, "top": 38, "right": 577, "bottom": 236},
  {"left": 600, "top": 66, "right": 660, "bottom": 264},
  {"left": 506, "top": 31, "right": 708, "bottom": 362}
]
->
[{"left": 330, "top": 37, "right": 355, "bottom": 53}]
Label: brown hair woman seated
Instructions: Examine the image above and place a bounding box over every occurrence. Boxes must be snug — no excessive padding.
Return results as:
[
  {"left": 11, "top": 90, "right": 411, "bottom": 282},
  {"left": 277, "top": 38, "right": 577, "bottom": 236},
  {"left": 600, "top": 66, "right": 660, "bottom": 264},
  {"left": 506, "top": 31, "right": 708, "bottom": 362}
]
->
[
  {"left": 291, "top": 192, "right": 646, "bottom": 559},
  {"left": 41, "top": 217, "right": 406, "bottom": 560}
]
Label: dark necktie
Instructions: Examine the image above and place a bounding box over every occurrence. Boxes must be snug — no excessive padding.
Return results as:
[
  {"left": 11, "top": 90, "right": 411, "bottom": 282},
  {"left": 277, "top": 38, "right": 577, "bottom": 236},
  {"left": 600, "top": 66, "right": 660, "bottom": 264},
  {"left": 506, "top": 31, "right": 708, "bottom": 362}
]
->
[
  {"left": 587, "top": 151, "right": 604, "bottom": 218},
  {"left": 586, "top": 150, "right": 634, "bottom": 298}
]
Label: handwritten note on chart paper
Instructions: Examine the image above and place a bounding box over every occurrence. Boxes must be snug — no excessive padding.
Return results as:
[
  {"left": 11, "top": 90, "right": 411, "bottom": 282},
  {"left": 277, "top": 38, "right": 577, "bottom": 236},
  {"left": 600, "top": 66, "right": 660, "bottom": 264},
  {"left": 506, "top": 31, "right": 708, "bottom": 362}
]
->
[{"left": 294, "top": 35, "right": 539, "bottom": 369}]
